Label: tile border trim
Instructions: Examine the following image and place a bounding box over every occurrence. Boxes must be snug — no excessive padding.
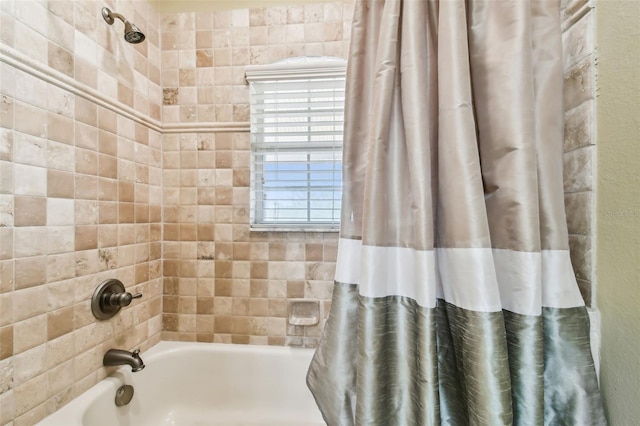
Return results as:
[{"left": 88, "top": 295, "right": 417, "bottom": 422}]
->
[{"left": 0, "top": 44, "right": 250, "bottom": 134}]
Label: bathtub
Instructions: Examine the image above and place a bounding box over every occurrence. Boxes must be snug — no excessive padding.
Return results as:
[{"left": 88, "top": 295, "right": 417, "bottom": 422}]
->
[{"left": 38, "top": 341, "right": 325, "bottom": 426}]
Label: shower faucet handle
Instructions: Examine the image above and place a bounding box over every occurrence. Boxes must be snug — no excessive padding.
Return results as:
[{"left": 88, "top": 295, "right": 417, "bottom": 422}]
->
[
  {"left": 91, "top": 279, "right": 143, "bottom": 320},
  {"left": 107, "top": 291, "right": 143, "bottom": 307}
]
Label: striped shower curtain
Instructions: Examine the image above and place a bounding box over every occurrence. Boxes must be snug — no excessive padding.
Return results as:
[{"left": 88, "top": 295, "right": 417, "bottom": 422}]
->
[{"left": 306, "top": 0, "right": 606, "bottom": 424}]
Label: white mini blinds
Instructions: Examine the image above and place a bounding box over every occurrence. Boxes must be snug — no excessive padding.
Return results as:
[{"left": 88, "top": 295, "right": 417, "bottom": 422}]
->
[{"left": 246, "top": 58, "right": 346, "bottom": 230}]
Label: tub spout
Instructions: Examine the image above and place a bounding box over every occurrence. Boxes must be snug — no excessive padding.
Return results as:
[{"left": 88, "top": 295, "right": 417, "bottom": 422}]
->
[{"left": 104, "top": 348, "right": 145, "bottom": 372}]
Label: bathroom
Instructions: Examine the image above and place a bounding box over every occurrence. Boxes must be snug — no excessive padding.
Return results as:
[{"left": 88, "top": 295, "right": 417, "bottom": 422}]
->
[{"left": 0, "top": 0, "right": 638, "bottom": 424}]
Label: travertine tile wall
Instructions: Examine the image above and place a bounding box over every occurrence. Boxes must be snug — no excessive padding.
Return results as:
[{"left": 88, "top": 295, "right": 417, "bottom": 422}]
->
[
  {"left": 0, "top": 0, "right": 163, "bottom": 424},
  {"left": 159, "top": 2, "right": 353, "bottom": 345},
  {"left": 561, "top": 0, "right": 596, "bottom": 306},
  {"left": 160, "top": 3, "right": 351, "bottom": 124}
]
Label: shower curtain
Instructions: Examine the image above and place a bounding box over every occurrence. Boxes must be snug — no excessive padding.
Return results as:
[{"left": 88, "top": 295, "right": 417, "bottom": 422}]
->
[{"left": 306, "top": 0, "right": 606, "bottom": 424}]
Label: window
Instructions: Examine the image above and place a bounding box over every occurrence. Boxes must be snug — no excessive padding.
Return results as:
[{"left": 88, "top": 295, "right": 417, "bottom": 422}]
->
[{"left": 246, "top": 57, "right": 346, "bottom": 231}]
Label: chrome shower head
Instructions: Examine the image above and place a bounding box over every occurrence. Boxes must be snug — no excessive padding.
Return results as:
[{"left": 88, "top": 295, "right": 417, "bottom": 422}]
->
[{"left": 102, "top": 7, "right": 145, "bottom": 44}]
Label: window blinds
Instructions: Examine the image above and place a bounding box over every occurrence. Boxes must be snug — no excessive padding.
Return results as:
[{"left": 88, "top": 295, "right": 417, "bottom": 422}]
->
[{"left": 247, "top": 59, "right": 346, "bottom": 229}]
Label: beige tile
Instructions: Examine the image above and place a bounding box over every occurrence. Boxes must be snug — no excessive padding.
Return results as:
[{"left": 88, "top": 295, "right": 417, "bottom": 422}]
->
[
  {"left": 569, "top": 235, "right": 592, "bottom": 283},
  {"left": 287, "top": 280, "right": 305, "bottom": 298},
  {"left": 562, "top": 11, "right": 593, "bottom": 70},
  {"left": 98, "top": 179, "right": 118, "bottom": 203},
  {"left": 98, "top": 154, "right": 117, "bottom": 179},
  {"left": 14, "top": 256, "right": 47, "bottom": 290},
  {"left": 13, "top": 315, "right": 47, "bottom": 355},
  {"left": 98, "top": 108, "right": 118, "bottom": 134},
  {"left": 45, "top": 272, "right": 73, "bottom": 310},
  {"left": 13, "top": 372, "right": 47, "bottom": 417},
  {"left": 268, "top": 279, "right": 287, "bottom": 298},
  {"left": 561, "top": 0, "right": 590, "bottom": 26},
  {"left": 75, "top": 148, "right": 98, "bottom": 175},
  {"left": 45, "top": 226, "right": 74, "bottom": 256},
  {"left": 14, "top": 196, "right": 46, "bottom": 227},
  {"left": 47, "top": 170, "right": 74, "bottom": 199},
  {"left": 0, "top": 194, "right": 13, "bottom": 228},
  {"left": 13, "top": 285, "right": 48, "bottom": 323},
  {"left": 179, "top": 69, "right": 196, "bottom": 87},
  {"left": 48, "top": 42, "right": 74, "bottom": 77},
  {"left": 305, "top": 280, "right": 334, "bottom": 301},
  {"left": 47, "top": 141, "right": 75, "bottom": 173},
  {"left": 118, "top": 203, "right": 135, "bottom": 223},
  {"left": 14, "top": 164, "right": 46, "bottom": 196},
  {"left": 47, "top": 359, "right": 74, "bottom": 399},
  {"left": 563, "top": 146, "right": 593, "bottom": 193},
  {"left": 47, "top": 306, "right": 74, "bottom": 340},
  {"left": 0, "top": 260, "right": 13, "bottom": 293},
  {"left": 13, "top": 227, "right": 47, "bottom": 258},
  {"left": 75, "top": 226, "right": 98, "bottom": 251},
  {"left": 97, "top": 136, "right": 117, "bottom": 167},
  {"left": 14, "top": 102, "right": 47, "bottom": 139},
  {"left": 0, "top": 161, "right": 13, "bottom": 195},
  {"left": 196, "top": 297, "right": 214, "bottom": 314},
  {"left": 196, "top": 50, "right": 213, "bottom": 67},
  {"left": 249, "top": 8, "right": 265, "bottom": 27},
  {"left": 0, "top": 129, "right": 12, "bottom": 166},
  {"left": 0, "top": 325, "right": 12, "bottom": 360},
  {"left": 47, "top": 113, "right": 74, "bottom": 146},
  {"left": 563, "top": 56, "right": 594, "bottom": 111},
  {"left": 45, "top": 86, "right": 73, "bottom": 121},
  {"left": 565, "top": 191, "right": 593, "bottom": 236},
  {"left": 196, "top": 31, "right": 213, "bottom": 49},
  {"left": 269, "top": 242, "right": 287, "bottom": 261},
  {"left": 0, "top": 95, "right": 13, "bottom": 130},
  {"left": 267, "top": 317, "right": 286, "bottom": 336},
  {"left": 73, "top": 345, "right": 101, "bottom": 382},
  {"left": 564, "top": 100, "right": 593, "bottom": 152},
  {"left": 75, "top": 122, "right": 98, "bottom": 151}
]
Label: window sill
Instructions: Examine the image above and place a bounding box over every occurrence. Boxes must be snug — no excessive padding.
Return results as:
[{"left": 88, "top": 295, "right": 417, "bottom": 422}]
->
[{"left": 250, "top": 225, "right": 339, "bottom": 233}]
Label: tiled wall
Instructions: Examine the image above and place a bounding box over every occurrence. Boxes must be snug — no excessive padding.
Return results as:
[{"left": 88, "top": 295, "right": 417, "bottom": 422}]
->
[
  {"left": 561, "top": 0, "right": 596, "bottom": 306},
  {"left": 160, "top": 3, "right": 351, "bottom": 124},
  {"left": 159, "top": 2, "right": 352, "bottom": 345},
  {"left": 0, "top": 0, "right": 163, "bottom": 424}
]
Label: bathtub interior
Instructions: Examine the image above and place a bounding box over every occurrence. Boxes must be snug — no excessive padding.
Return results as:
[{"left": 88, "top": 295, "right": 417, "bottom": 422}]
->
[{"left": 39, "top": 341, "right": 326, "bottom": 426}]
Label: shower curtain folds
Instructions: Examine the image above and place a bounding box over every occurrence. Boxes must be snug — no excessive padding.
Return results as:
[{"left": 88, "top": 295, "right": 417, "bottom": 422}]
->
[{"left": 306, "top": 0, "right": 606, "bottom": 425}]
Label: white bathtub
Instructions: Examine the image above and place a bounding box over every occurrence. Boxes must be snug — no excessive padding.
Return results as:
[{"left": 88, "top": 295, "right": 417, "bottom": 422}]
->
[{"left": 38, "top": 341, "right": 325, "bottom": 426}]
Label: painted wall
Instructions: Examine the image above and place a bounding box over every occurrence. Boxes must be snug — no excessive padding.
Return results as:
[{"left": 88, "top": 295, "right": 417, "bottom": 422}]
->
[{"left": 595, "top": 0, "right": 640, "bottom": 423}]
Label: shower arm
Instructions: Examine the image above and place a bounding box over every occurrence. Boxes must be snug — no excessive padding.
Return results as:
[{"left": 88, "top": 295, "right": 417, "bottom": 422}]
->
[{"left": 102, "top": 8, "right": 127, "bottom": 25}]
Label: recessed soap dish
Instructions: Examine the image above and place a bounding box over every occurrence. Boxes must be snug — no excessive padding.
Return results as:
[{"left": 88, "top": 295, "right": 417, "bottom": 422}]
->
[{"left": 288, "top": 300, "right": 319, "bottom": 326}]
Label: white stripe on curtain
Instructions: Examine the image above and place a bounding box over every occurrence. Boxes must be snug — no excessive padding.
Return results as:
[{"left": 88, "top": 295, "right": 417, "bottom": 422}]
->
[{"left": 335, "top": 238, "right": 585, "bottom": 315}]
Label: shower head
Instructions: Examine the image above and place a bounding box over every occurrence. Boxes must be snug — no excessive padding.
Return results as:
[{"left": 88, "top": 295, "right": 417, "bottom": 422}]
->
[
  {"left": 123, "top": 21, "right": 145, "bottom": 44},
  {"left": 101, "top": 7, "right": 145, "bottom": 44}
]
